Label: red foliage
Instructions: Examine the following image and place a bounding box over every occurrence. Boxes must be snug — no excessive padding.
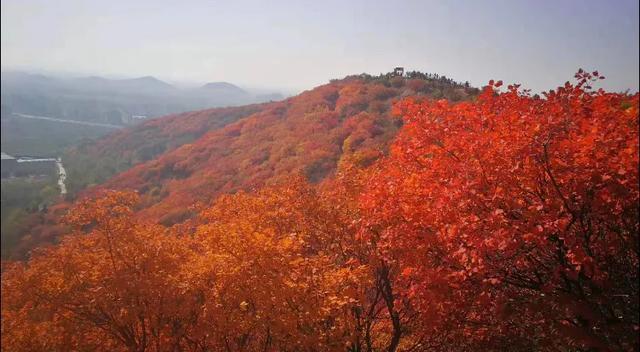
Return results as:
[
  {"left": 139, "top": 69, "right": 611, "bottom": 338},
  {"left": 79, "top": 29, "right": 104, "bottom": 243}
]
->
[
  {"left": 79, "top": 104, "right": 265, "bottom": 165},
  {"left": 94, "top": 80, "right": 406, "bottom": 222},
  {"left": 359, "top": 74, "right": 639, "bottom": 349}
]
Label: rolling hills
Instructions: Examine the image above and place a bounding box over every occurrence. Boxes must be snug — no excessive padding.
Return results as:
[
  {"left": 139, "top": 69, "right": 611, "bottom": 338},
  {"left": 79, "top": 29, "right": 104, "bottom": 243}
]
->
[
  {"left": 74, "top": 73, "right": 478, "bottom": 223},
  {"left": 6, "top": 71, "right": 479, "bottom": 258},
  {"left": 0, "top": 71, "right": 282, "bottom": 126}
]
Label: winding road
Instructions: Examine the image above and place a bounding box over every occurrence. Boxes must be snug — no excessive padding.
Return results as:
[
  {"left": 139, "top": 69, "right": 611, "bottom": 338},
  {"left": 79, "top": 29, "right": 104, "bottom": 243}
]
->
[
  {"left": 56, "top": 158, "right": 67, "bottom": 195},
  {"left": 7, "top": 112, "right": 118, "bottom": 195},
  {"left": 12, "top": 113, "right": 124, "bottom": 129}
]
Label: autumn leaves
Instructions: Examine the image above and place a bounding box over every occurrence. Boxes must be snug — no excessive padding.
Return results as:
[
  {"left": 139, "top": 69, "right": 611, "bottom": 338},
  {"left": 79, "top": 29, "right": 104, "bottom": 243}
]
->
[{"left": 2, "top": 75, "right": 638, "bottom": 351}]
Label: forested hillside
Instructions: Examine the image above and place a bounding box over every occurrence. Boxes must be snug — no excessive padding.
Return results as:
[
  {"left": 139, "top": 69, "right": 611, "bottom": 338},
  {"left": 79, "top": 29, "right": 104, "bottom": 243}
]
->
[
  {"left": 63, "top": 104, "right": 265, "bottom": 194},
  {"left": 4, "top": 73, "right": 477, "bottom": 258},
  {"left": 2, "top": 72, "right": 637, "bottom": 351},
  {"left": 98, "top": 74, "right": 476, "bottom": 224}
]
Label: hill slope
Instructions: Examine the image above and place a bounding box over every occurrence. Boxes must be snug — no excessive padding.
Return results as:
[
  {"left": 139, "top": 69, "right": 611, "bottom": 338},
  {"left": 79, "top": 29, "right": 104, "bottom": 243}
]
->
[
  {"left": 84, "top": 74, "right": 479, "bottom": 224},
  {"left": 10, "top": 72, "right": 479, "bottom": 257},
  {"left": 63, "top": 103, "right": 265, "bottom": 194}
]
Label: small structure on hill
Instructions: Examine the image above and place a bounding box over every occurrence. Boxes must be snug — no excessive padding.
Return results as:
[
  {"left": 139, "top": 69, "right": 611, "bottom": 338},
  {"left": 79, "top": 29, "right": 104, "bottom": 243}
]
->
[{"left": 393, "top": 67, "right": 404, "bottom": 76}]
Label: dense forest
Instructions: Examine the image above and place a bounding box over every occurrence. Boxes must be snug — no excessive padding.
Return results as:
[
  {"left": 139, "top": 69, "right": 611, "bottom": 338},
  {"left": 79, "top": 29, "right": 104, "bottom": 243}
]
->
[
  {"left": 1, "top": 71, "right": 638, "bottom": 351},
  {"left": 4, "top": 73, "right": 478, "bottom": 259}
]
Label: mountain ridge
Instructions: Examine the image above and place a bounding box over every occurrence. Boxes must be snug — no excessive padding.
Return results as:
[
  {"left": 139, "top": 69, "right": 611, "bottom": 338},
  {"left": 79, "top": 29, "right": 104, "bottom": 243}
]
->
[
  {"left": 6, "top": 71, "right": 480, "bottom": 257},
  {"left": 1, "top": 71, "right": 283, "bottom": 122}
]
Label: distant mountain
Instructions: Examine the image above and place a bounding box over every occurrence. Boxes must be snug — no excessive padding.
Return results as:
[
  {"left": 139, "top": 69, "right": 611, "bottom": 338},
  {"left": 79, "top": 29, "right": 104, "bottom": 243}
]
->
[
  {"left": 0, "top": 71, "right": 56, "bottom": 86},
  {"left": 189, "top": 81, "right": 252, "bottom": 106},
  {"left": 125, "top": 76, "right": 177, "bottom": 92},
  {"left": 0, "top": 70, "right": 284, "bottom": 168},
  {"left": 0, "top": 72, "right": 62, "bottom": 96},
  {"left": 0, "top": 71, "right": 283, "bottom": 127},
  {"left": 200, "top": 81, "right": 247, "bottom": 94},
  {"left": 115, "top": 76, "right": 178, "bottom": 95},
  {"left": 73, "top": 75, "right": 178, "bottom": 95}
]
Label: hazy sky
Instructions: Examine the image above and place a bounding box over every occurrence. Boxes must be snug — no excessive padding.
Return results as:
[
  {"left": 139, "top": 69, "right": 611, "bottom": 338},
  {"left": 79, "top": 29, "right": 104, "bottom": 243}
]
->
[{"left": 2, "top": 0, "right": 638, "bottom": 93}]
